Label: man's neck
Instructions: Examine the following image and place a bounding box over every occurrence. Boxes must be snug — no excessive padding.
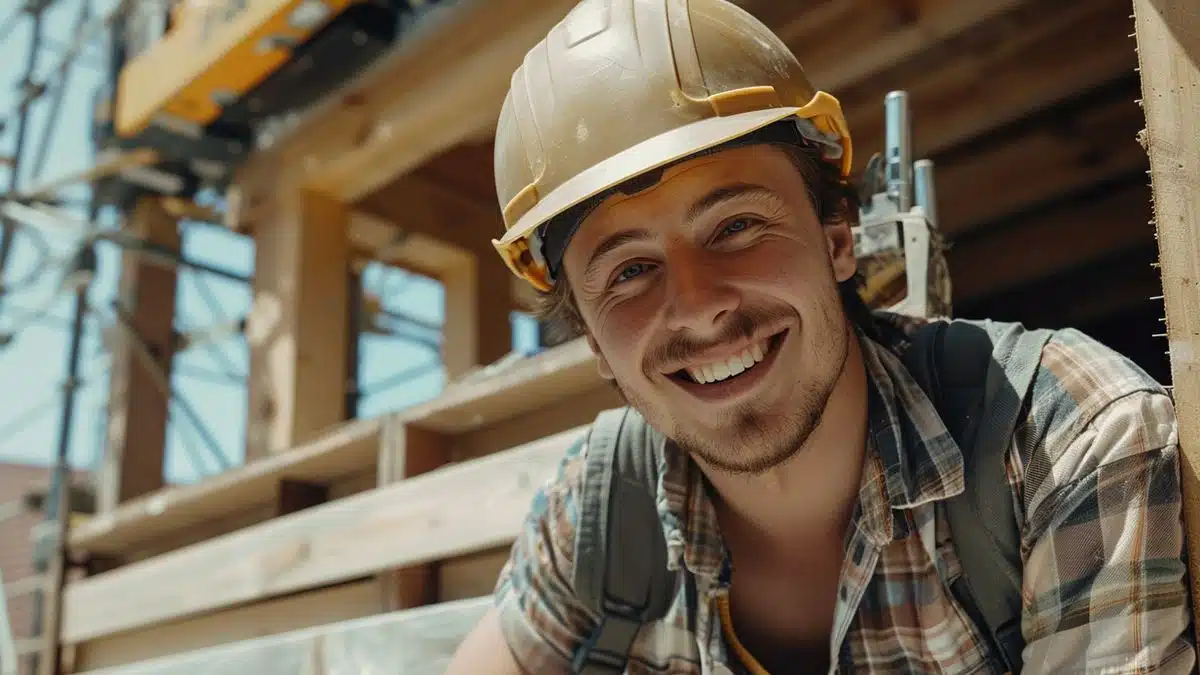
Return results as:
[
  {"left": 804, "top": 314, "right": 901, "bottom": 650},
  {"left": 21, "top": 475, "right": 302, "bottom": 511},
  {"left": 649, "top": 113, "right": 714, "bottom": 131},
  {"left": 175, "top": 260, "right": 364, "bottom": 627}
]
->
[{"left": 701, "top": 333, "right": 871, "bottom": 562}]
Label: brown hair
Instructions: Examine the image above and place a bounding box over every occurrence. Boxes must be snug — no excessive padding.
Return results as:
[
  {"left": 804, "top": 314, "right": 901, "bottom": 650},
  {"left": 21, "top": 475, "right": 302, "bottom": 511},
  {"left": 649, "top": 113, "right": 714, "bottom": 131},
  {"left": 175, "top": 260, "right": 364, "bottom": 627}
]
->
[{"left": 532, "top": 140, "right": 870, "bottom": 345}]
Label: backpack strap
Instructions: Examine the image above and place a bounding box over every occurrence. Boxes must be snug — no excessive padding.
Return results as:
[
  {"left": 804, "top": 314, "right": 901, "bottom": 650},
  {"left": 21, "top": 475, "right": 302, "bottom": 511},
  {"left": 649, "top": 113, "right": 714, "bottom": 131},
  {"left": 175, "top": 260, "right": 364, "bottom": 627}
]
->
[
  {"left": 571, "top": 407, "right": 678, "bottom": 674},
  {"left": 904, "top": 319, "right": 1052, "bottom": 675}
]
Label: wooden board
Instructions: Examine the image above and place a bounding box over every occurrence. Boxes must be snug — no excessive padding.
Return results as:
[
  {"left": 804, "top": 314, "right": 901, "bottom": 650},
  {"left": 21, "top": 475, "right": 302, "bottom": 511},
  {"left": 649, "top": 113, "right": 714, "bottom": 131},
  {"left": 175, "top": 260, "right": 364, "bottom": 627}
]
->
[
  {"left": 842, "top": 0, "right": 1136, "bottom": 166},
  {"left": 235, "top": 0, "right": 576, "bottom": 204},
  {"left": 1130, "top": 0, "right": 1200, "bottom": 619},
  {"left": 74, "top": 579, "right": 383, "bottom": 671},
  {"left": 75, "top": 596, "right": 490, "bottom": 675},
  {"left": 67, "top": 338, "right": 599, "bottom": 559},
  {"left": 61, "top": 427, "right": 585, "bottom": 643},
  {"left": 949, "top": 179, "right": 1153, "bottom": 302},
  {"left": 69, "top": 418, "right": 382, "bottom": 556}
]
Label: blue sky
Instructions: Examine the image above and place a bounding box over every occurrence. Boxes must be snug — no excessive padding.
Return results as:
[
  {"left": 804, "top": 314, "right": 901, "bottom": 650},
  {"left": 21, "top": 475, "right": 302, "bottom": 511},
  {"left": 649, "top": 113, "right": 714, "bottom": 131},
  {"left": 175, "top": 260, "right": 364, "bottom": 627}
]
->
[{"left": 0, "top": 1, "right": 538, "bottom": 484}]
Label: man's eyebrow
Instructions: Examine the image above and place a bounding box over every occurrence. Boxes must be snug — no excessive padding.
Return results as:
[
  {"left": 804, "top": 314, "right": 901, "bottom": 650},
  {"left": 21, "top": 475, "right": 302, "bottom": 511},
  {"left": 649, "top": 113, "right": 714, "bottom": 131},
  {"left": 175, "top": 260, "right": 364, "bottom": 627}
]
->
[
  {"left": 685, "top": 182, "right": 780, "bottom": 223},
  {"left": 584, "top": 229, "right": 653, "bottom": 281}
]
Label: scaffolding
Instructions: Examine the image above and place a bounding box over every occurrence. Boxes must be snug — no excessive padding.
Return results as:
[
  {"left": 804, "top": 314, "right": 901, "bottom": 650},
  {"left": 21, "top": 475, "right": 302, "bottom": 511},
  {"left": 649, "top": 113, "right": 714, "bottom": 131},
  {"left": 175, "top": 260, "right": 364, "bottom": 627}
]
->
[
  {"left": 0, "top": 3, "right": 489, "bottom": 673},
  {"left": 0, "top": 0, "right": 1193, "bottom": 673}
]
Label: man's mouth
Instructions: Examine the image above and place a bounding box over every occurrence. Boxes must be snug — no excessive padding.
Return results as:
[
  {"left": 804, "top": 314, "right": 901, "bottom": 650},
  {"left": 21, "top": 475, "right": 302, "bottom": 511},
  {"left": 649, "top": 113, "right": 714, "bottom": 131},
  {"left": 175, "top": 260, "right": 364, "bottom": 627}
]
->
[{"left": 669, "top": 330, "right": 787, "bottom": 385}]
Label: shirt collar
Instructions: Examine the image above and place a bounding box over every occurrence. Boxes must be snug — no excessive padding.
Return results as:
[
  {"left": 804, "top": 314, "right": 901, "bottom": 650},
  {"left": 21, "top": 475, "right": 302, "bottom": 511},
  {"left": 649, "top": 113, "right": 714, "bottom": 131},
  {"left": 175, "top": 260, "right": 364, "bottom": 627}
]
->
[{"left": 654, "top": 313, "right": 967, "bottom": 578}]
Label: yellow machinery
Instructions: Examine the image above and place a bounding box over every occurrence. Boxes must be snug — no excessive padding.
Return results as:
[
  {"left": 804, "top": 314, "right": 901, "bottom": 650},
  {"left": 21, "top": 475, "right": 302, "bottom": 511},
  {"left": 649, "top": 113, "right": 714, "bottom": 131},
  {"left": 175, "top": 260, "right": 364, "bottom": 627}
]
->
[{"left": 94, "top": 0, "right": 445, "bottom": 205}]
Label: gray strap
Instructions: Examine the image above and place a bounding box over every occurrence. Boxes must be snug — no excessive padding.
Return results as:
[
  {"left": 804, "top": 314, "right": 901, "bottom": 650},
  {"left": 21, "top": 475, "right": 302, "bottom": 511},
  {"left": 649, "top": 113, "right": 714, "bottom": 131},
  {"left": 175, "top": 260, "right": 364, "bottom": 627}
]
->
[
  {"left": 571, "top": 407, "right": 675, "bottom": 674},
  {"left": 945, "top": 322, "right": 1053, "bottom": 674}
]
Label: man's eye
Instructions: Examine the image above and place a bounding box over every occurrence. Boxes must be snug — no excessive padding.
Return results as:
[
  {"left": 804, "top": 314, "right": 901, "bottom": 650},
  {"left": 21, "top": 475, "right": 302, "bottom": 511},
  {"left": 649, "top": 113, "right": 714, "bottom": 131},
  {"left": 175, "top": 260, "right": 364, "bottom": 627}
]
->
[
  {"left": 718, "top": 218, "right": 756, "bottom": 239},
  {"left": 615, "top": 262, "right": 650, "bottom": 284}
]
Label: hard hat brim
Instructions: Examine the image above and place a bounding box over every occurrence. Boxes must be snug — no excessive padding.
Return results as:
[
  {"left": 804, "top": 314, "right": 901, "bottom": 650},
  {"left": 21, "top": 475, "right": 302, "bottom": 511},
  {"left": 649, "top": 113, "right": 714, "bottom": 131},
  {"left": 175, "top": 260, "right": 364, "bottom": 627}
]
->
[{"left": 497, "top": 106, "right": 806, "bottom": 249}]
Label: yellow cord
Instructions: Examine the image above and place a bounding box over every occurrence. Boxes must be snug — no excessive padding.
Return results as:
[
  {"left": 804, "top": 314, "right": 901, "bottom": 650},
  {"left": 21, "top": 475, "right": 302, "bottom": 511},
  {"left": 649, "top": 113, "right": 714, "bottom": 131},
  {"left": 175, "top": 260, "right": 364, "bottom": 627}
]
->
[{"left": 716, "top": 592, "right": 772, "bottom": 675}]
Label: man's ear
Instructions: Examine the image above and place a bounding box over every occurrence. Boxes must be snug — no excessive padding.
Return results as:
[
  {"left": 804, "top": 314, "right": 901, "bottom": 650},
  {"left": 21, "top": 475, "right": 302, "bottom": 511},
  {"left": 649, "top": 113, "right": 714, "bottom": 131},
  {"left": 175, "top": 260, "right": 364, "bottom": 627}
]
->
[
  {"left": 585, "top": 332, "right": 614, "bottom": 380},
  {"left": 825, "top": 219, "right": 858, "bottom": 283}
]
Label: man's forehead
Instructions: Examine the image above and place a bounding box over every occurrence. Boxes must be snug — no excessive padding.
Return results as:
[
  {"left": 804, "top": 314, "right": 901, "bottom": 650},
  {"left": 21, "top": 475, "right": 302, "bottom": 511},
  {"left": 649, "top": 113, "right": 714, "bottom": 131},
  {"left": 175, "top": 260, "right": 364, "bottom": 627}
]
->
[{"left": 551, "top": 143, "right": 799, "bottom": 277}]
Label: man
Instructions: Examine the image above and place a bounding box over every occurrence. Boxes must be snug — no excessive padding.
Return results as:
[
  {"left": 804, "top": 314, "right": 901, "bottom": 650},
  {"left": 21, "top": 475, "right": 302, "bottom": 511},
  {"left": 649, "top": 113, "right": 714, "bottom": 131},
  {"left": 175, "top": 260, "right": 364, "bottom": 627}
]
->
[{"left": 446, "top": 0, "right": 1194, "bottom": 672}]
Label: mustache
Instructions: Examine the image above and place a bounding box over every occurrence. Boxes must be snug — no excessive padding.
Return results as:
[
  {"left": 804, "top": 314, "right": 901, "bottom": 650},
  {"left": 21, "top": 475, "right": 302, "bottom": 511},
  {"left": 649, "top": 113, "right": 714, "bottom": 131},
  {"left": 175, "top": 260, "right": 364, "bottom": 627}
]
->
[{"left": 647, "top": 305, "right": 793, "bottom": 371}]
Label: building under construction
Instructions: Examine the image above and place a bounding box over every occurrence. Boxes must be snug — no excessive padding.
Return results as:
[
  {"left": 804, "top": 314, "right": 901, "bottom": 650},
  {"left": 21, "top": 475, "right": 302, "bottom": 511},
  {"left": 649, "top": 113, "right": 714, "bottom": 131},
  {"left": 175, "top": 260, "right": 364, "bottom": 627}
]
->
[{"left": 0, "top": 0, "right": 1196, "bottom": 673}]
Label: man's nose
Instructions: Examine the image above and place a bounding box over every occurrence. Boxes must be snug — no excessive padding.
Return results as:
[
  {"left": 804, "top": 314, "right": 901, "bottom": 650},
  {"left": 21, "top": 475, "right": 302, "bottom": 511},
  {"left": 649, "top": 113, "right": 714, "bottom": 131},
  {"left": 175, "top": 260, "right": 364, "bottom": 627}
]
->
[{"left": 663, "top": 258, "right": 739, "bottom": 334}]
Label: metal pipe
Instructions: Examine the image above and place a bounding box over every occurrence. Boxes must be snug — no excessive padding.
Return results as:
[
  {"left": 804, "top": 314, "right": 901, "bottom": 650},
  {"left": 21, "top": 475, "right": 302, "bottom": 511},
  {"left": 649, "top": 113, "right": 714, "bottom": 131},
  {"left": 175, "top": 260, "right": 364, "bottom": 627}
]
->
[
  {"left": 345, "top": 268, "right": 362, "bottom": 419},
  {"left": 27, "top": 285, "right": 85, "bottom": 675},
  {"left": 0, "top": 1, "right": 48, "bottom": 320},
  {"left": 884, "top": 91, "right": 912, "bottom": 212},
  {"left": 913, "top": 159, "right": 938, "bottom": 228}
]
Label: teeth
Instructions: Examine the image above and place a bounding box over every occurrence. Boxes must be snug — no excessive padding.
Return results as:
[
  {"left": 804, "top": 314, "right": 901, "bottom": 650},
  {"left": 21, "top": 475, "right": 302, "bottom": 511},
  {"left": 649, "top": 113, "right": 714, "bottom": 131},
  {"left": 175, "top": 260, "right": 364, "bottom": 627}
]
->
[{"left": 684, "top": 338, "right": 770, "bottom": 384}]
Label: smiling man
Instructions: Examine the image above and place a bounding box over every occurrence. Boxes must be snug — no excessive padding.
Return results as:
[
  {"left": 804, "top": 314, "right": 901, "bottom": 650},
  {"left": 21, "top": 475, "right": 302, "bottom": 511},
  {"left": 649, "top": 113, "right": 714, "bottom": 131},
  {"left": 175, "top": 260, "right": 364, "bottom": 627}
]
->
[{"left": 443, "top": 0, "right": 1195, "bottom": 673}]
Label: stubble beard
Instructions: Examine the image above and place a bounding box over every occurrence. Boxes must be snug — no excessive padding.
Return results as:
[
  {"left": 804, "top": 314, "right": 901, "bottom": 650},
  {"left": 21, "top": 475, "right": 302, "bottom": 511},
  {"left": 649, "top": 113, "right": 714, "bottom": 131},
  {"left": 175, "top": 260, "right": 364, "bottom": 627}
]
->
[{"left": 611, "top": 297, "right": 853, "bottom": 477}]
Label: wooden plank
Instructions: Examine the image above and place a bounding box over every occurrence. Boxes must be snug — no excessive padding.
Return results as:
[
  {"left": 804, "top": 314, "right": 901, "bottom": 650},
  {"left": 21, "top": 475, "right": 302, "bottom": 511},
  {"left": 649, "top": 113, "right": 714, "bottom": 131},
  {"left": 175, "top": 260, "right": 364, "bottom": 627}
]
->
[
  {"left": 407, "top": 337, "right": 600, "bottom": 434},
  {"left": 97, "top": 196, "right": 178, "bottom": 513},
  {"left": 245, "top": 186, "right": 351, "bottom": 460},
  {"left": 61, "top": 427, "right": 584, "bottom": 643},
  {"left": 949, "top": 180, "right": 1153, "bottom": 302},
  {"left": 1130, "top": 0, "right": 1200, "bottom": 620},
  {"left": 75, "top": 596, "right": 490, "bottom": 675},
  {"left": 74, "top": 580, "right": 383, "bottom": 672},
  {"left": 780, "top": 0, "right": 1036, "bottom": 92},
  {"left": 933, "top": 79, "right": 1147, "bottom": 235},
  {"left": 236, "top": 0, "right": 575, "bottom": 204},
  {"left": 68, "top": 419, "right": 382, "bottom": 556},
  {"left": 67, "top": 337, "right": 600, "bottom": 559},
  {"left": 843, "top": 0, "right": 1136, "bottom": 167},
  {"left": 957, "top": 245, "right": 1163, "bottom": 329}
]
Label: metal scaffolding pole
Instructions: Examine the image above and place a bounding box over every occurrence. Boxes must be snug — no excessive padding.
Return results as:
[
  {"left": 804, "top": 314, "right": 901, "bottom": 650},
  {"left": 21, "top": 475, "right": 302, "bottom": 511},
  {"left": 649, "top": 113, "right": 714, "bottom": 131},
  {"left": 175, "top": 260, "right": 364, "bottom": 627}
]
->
[{"left": 0, "top": 1, "right": 49, "bottom": 317}]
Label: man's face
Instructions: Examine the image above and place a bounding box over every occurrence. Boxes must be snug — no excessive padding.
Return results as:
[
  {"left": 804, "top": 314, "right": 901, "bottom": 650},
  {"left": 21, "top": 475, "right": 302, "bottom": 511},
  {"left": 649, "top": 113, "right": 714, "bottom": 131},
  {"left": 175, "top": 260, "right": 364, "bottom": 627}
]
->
[{"left": 561, "top": 143, "right": 859, "bottom": 476}]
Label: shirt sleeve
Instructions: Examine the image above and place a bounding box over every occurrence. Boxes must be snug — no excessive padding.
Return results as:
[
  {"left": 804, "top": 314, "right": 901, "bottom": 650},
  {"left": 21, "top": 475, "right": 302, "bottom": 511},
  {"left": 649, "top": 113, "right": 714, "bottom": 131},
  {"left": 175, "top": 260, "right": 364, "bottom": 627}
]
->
[
  {"left": 1017, "top": 330, "right": 1195, "bottom": 674},
  {"left": 493, "top": 432, "right": 598, "bottom": 673}
]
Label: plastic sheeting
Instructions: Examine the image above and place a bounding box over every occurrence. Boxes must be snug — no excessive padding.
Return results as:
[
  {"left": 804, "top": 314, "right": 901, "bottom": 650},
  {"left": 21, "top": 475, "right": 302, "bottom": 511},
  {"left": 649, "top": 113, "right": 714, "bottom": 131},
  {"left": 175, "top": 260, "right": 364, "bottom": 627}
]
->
[{"left": 79, "top": 596, "right": 491, "bottom": 675}]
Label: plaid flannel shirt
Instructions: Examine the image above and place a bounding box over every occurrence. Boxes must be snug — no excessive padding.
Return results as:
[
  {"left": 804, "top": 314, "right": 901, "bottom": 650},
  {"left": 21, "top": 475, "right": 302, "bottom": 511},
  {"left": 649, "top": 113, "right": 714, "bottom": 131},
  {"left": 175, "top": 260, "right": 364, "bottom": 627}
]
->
[{"left": 493, "top": 314, "right": 1195, "bottom": 674}]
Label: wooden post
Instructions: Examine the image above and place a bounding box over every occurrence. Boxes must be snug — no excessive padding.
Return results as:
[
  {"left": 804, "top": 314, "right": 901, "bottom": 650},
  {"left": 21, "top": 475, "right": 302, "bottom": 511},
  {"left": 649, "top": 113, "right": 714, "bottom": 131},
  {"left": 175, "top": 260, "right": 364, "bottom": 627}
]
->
[
  {"left": 442, "top": 249, "right": 513, "bottom": 380},
  {"left": 376, "top": 418, "right": 450, "bottom": 611},
  {"left": 244, "top": 186, "right": 351, "bottom": 461},
  {"left": 1130, "top": 0, "right": 1200, "bottom": 617},
  {"left": 97, "top": 196, "right": 178, "bottom": 513}
]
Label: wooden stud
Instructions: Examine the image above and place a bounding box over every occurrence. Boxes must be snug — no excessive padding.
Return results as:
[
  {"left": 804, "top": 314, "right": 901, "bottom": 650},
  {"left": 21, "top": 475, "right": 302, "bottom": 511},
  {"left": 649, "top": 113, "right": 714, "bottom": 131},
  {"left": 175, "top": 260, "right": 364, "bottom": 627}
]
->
[
  {"left": 244, "top": 186, "right": 351, "bottom": 461},
  {"left": 442, "top": 250, "right": 513, "bottom": 380},
  {"left": 97, "top": 196, "right": 179, "bottom": 514},
  {"left": 376, "top": 419, "right": 452, "bottom": 612},
  {"left": 1130, "top": 0, "right": 1200, "bottom": 621}
]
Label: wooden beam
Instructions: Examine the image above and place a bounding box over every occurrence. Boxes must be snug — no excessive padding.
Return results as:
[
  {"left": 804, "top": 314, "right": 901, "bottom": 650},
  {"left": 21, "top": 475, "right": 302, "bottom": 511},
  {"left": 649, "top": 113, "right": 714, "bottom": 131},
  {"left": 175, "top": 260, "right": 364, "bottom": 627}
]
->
[
  {"left": 67, "top": 338, "right": 601, "bottom": 560},
  {"left": 949, "top": 179, "right": 1154, "bottom": 302},
  {"left": 1130, "top": 0, "right": 1200, "bottom": 621},
  {"left": 61, "top": 427, "right": 584, "bottom": 643},
  {"left": 376, "top": 420, "right": 451, "bottom": 611},
  {"left": 356, "top": 176, "right": 499, "bottom": 253},
  {"left": 69, "top": 418, "right": 382, "bottom": 557},
  {"left": 75, "top": 596, "right": 490, "bottom": 675},
  {"left": 843, "top": 0, "right": 1137, "bottom": 167},
  {"left": 957, "top": 245, "right": 1163, "bottom": 329},
  {"left": 441, "top": 248, "right": 513, "bottom": 378},
  {"left": 779, "top": 0, "right": 1037, "bottom": 92},
  {"left": 932, "top": 77, "right": 1148, "bottom": 236},
  {"left": 74, "top": 579, "right": 383, "bottom": 672},
  {"left": 97, "top": 196, "right": 178, "bottom": 513},
  {"left": 245, "top": 186, "right": 351, "bottom": 461},
  {"left": 235, "top": 0, "right": 575, "bottom": 205}
]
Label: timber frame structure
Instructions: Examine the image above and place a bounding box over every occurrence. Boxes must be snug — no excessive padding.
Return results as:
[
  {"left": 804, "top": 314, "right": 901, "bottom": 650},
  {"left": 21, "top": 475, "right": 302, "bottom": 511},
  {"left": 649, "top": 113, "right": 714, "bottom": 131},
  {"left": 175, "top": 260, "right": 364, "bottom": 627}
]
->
[{"left": 0, "top": 0, "right": 1197, "bottom": 672}]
